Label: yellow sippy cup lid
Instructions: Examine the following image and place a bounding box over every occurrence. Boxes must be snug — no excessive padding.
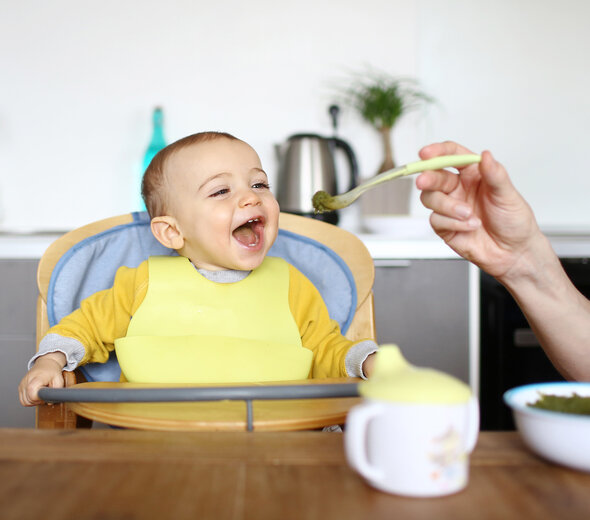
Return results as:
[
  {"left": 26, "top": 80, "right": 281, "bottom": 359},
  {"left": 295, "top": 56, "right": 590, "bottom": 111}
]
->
[{"left": 360, "top": 345, "right": 472, "bottom": 404}]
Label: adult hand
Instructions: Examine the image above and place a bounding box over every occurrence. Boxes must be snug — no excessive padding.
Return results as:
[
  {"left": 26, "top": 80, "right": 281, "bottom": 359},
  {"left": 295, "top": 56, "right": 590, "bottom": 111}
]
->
[
  {"left": 416, "top": 141, "right": 542, "bottom": 281},
  {"left": 418, "top": 141, "right": 590, "bottom": 381}
]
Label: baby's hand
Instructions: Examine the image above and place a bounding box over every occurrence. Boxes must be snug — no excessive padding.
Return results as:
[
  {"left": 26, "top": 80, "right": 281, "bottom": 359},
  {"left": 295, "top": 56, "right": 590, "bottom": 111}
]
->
[
  {"left": 362, "top": 353, "right": 376, "bottom": 378},
  {"left": 18, "top": 352, "right": 67, "bottom": 406}
]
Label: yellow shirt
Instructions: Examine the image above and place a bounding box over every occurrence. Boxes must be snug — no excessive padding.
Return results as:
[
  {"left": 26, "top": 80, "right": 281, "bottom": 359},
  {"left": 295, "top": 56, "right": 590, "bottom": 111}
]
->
[{"left": 47, "top": 257, "right": 359, "bottom": 378}]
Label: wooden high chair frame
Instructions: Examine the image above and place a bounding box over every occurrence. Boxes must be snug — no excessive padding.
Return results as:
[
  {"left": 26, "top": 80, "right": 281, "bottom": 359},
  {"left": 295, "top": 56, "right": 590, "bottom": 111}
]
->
[{"left": 35, "top": 212, "right": 376, "bottom": 430}]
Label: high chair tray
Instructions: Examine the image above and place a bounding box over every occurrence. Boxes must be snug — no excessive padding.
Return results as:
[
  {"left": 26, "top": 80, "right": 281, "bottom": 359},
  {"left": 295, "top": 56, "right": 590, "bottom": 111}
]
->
[
  {"left": 38, "top": 380, "right": 360, "bottom": 403},
  {"left": 38, "top": 379, "right": 362, "bottom": 431}
]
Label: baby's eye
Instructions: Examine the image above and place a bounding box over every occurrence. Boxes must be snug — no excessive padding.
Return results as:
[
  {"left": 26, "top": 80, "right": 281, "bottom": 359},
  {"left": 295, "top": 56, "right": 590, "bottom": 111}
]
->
[
  {"left": 252, "top": 182, "right": 270, "bottom": 190},
  {"left": 210, "top": 188, "right": 230, "bottom": 197}
]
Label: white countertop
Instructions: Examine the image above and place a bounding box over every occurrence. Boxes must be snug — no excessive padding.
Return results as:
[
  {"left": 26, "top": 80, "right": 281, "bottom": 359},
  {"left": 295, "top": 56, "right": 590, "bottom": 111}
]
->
[
  {"left": 2, "top": 216, "right": 590, "bottom": 260},
  {"left": 360, "top": 233, "right": 590, "bottom": 260},
  {"left": 356, "top": 234, "right": 460, "bottom": 260},
  {"left": 0, "top": 232, "right": 457, "bottom": 260},
  {"left": 0, "top": 232, "right": 64, "bottom": 260}
]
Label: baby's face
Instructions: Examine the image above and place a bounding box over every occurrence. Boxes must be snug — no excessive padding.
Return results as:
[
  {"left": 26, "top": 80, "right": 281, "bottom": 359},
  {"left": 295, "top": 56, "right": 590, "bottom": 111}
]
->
[{"left": 165, "top": 138, "right": 280, "bottom": 271}]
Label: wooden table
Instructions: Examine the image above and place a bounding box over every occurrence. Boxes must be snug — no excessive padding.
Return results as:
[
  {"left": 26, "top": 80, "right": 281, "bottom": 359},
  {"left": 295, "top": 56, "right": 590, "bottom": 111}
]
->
[{"left": 1, "top": 430, "right": 589, "bottom": 520}]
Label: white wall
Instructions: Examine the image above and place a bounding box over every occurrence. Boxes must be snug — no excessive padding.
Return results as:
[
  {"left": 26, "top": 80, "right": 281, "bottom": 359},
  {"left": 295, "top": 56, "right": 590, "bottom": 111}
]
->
[
  {"left": 415, "top": 0, "right": 590, "bottom": 229},
  {"left": 0, "top": 0, "right": 418, "bottom": 231},
  {"left": 1, "top": 0, "right": 589, "bottom": 231}
]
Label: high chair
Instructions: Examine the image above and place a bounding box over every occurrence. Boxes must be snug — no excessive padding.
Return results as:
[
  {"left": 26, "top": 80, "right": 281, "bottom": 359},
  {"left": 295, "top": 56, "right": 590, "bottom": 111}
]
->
[{"left": 36, "top": 211, "right": 375, "bottom": 430}]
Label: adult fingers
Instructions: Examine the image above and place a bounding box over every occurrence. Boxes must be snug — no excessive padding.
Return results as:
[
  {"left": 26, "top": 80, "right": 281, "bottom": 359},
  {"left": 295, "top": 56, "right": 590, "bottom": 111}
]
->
[
  {"left": 419, "top": 141, "right": 475, "bottom": 160},
  {"left": 415, "top": 168, "right": 461, "bottom": 194},
  {"left": 421, "top": 189, "right": 481, "bottom": 228},
  {"left": 478, "top": 150, "right": 515, "bottom": 199},
  {"left": 429, "top": 210, "right": 481, "bottom": 235}
]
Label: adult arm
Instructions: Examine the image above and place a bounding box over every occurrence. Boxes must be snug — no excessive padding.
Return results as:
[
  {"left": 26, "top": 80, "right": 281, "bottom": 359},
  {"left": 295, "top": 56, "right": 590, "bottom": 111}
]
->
[{"left": 416, "top": 141, "right": 590, "bottom": 380}]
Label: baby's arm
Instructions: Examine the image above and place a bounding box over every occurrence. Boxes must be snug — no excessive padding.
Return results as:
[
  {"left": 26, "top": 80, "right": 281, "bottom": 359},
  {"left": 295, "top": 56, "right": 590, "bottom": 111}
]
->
[
  {"left": 288, "top": 265, "right": 378, "bottom": 379},
  {"left": 19, "top": 262, "right": 148, "bottom": 406},
  {"left": 344, "top": 341, "right": 378, "bottom": 379},
  {"left": 18, "top": 351, "right": 67, "bottom": 406}
]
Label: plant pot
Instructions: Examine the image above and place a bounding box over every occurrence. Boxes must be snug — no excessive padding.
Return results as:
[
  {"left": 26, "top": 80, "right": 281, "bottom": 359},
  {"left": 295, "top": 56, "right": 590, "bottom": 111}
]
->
[
  {"left": 359, "top": 176, "right": 412, "bottom": 216},
  {"left": 360, "top": 126, "right": 412, "bottom": 216}
]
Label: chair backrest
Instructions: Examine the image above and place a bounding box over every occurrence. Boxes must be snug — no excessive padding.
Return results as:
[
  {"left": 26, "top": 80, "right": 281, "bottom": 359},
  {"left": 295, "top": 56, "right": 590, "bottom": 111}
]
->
[{"left": 37, "top": 211, "right": 375, "bottom": 382}]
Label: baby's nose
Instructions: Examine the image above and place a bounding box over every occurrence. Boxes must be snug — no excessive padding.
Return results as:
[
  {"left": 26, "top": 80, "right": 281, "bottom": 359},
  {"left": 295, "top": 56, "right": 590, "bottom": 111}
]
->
[{"left": 239, "top": 189, "right": 262, "bottom": 206}]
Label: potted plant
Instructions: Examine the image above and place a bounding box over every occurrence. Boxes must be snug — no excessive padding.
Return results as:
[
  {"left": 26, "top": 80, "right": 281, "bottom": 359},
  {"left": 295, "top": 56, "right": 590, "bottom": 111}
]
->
[
  {"left": 337, "top": 69, "right": 433, "bottom": 216},
  {"left": 340, "top": 70, "right": 434, "bottom": 173}
]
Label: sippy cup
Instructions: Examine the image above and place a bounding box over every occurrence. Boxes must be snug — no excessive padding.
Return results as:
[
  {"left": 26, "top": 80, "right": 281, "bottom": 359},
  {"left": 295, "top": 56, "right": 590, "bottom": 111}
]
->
[{"left": 345, "top": 345, "right": 479, "bottom": 497}]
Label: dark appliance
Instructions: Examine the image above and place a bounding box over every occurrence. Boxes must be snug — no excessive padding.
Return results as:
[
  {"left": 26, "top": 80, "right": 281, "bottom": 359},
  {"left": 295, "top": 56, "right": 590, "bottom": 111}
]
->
[{"left": 479, "top": 258, "right": 590, "bottom": 430}]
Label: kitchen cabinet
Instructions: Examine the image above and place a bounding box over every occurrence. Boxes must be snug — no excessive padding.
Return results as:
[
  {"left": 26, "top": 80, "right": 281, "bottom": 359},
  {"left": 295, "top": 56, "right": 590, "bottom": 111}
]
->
[
  {"left": 372, "top": 259, "right": 472, "bottom": 384},
  {"left": 0, "top": 259, "right": 37, "bottom": 427}
]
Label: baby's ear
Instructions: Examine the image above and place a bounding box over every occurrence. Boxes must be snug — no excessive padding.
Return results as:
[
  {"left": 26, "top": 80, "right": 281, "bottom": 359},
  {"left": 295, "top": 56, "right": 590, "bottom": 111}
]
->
[{"left": 151, "top": 216, "right": 184, "bottom": 250}]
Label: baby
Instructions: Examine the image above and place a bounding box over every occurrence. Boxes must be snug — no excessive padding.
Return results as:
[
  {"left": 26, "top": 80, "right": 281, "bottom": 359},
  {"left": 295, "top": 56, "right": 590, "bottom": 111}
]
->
[{"left": 19, "top": 131, "right": 378, "bottom": 406}]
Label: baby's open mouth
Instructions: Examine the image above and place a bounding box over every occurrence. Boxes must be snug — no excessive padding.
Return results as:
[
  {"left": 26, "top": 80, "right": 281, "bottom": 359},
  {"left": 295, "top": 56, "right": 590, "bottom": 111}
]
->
[{"left": 232, "top": 217, "right": 264, "bottom": 247}]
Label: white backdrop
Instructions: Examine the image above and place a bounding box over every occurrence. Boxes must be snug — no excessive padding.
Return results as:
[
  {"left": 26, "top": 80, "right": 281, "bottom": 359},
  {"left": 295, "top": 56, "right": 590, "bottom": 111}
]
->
[
  {"left": 1, "top": 0, "right": 589, "bottom": 231},
  {"left": 417, "top": 0, "right": 590, "bottom": 230}
]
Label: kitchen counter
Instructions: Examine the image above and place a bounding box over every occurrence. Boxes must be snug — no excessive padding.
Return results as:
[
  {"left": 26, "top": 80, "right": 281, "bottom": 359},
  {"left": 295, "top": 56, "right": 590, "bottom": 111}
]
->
[
  {"left": 357, "top": 233, "right": 459, "bottom": 260},
  {"left": 355, "top": 216, "right": 590, "bottom": 260},
  {"left": 2, "top": 217, "right": 590, "bottom": 260},
  {"left": 360, "top": 233, "right": 590, "bottom": 260},
  {"left": 0, "top": 232, "right": 64, "bottom": 260},
  {"left": 0, "top": 230, "right": 461, "bottom": 260}
]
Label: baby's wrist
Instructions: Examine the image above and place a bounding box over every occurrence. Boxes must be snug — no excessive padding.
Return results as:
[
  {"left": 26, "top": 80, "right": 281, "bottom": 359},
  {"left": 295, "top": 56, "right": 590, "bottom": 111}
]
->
[
  {"left": 34, "top": 351, "right": 67, "bottom": 371},
  {"left": 362, "top": 353, "right": 376, "bottom": 378}
]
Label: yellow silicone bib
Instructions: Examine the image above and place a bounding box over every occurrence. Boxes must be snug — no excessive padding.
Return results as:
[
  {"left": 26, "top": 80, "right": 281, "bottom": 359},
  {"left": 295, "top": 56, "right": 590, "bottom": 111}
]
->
[{"left": 115, "top": 256, "right": 313, "bottom": 383}]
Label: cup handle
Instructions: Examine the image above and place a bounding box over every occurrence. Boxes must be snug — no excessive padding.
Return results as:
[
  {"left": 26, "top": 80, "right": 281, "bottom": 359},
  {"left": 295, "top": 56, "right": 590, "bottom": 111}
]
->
[
  {"left": 464, "top": 396, "right": 480, "bottom": 453},
  {"left": 345, "top": 402, "right": 386, "bottom": 483}
]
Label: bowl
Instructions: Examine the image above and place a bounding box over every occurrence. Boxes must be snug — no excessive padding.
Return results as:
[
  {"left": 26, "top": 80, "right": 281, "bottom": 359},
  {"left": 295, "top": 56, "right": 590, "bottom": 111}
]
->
[{"left": 503, "top": 382, "right": 590, "bottom": 472}]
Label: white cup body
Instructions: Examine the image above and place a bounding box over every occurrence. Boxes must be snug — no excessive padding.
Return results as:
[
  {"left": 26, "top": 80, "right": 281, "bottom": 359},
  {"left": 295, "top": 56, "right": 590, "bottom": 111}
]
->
[{"left": 345, "top": 398, "right": 479, "bottom": 497}]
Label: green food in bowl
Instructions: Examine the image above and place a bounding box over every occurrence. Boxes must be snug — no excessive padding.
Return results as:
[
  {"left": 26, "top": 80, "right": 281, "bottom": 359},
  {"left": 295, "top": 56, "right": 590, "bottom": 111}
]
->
[
  {"left": 504, "top": 382, "right": 590, "bottom": 473},
  {"left": 528, "top": 393, "right": 590, "bottom": 415}
]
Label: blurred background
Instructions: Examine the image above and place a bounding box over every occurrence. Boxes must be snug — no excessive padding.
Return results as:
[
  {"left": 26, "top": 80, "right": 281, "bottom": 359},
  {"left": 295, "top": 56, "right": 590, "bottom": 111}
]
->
[{"left": 1, "top": 0, "right": 589, "bottom": 232}]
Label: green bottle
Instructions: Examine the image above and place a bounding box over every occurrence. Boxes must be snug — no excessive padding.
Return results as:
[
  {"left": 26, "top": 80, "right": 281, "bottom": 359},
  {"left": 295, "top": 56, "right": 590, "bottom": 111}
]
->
[{"left": 138, "top": 107, "right": 166, "bottom": 210}]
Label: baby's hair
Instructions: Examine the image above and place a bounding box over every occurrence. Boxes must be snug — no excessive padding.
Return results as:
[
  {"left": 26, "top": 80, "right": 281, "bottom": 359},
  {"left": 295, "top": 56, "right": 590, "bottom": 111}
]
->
[{"left": 141, "top": 131, "right": 240, "bottom": 218}]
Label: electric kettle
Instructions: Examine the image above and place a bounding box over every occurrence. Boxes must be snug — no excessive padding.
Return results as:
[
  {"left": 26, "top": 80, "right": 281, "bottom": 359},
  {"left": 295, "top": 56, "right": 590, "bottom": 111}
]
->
[{"left": 275, "top": 130, "right": 359, "bottom": 225}]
